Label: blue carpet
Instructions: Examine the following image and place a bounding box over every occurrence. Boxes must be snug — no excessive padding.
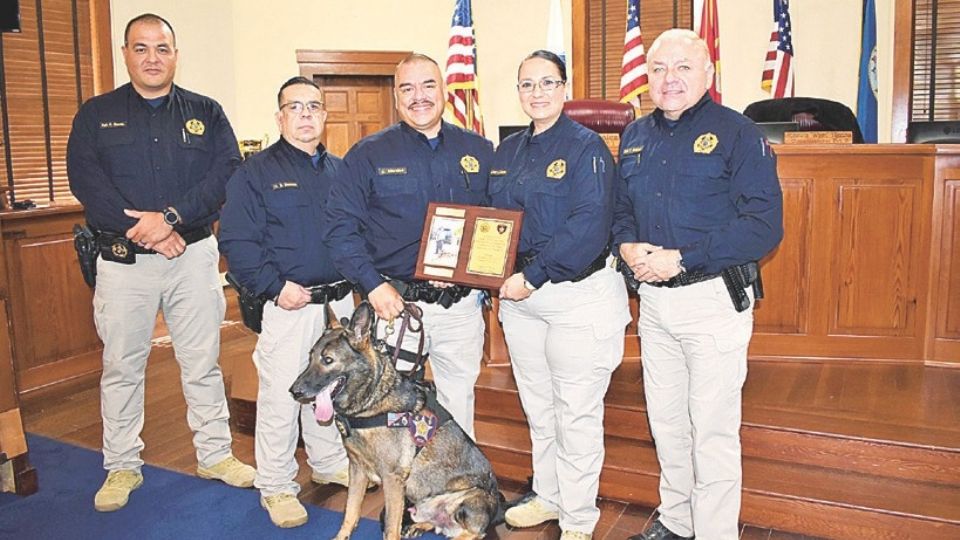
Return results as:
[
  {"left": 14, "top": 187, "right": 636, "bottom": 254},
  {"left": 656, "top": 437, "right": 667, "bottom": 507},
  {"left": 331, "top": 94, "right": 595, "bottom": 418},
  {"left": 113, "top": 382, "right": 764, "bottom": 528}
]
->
[{"left": 0, "top": 434, "right": 418, "bottom": 540}]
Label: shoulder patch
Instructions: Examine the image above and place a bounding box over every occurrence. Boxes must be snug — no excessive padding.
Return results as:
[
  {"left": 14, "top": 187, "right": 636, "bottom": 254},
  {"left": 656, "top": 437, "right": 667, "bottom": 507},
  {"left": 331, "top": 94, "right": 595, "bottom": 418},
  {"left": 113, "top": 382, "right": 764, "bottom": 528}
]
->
[
  {"left": 377, "top": 167, "right": 407, "bottom": 176},
  {"left": 693, "top": 133, "right": 718, "bottom": 154},
  {"left": 271, "top": 181, "right": 299, "bottom": 190},
  {"left": 546, "top": 159, "right": 566, "bottom": 180}
]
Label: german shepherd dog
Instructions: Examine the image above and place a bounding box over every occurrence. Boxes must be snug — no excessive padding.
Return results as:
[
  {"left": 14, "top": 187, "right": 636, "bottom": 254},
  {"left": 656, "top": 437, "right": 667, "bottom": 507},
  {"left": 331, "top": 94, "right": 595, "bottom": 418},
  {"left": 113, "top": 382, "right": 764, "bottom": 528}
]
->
[{"left": 289, "top": 302, "right": 503, "bottom": 540}]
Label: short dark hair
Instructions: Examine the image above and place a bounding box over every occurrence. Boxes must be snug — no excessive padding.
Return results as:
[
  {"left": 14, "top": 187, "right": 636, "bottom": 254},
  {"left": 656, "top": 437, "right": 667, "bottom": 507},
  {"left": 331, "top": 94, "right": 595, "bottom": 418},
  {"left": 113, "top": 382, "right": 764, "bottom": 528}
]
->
[
  {"left": 124, "top": 13, "right": 176, "bottom": 46},
  {"left": 277, "top": 76, "right": 321, "bottom": 107},
  {"left": 518, "top": 50, "right": 567, "bottom": 82}
]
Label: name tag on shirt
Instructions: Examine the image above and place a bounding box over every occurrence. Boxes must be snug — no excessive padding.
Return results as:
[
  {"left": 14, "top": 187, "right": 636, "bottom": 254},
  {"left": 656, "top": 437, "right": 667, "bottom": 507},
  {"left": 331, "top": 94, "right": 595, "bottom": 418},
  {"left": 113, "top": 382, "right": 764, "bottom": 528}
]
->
[
  {"left": 378, "top": 167, "right": 407, "bottom": 176},
  {"left": 621, "top": 146, "right": 643, "bottom": 156},
  {"left": 490, "top": 169, "right": 508, "bottom": 177},
  {"left": 99, "top": 121, "right": 126, "bottom": 129},
  {"left": 271, "top": 181, "right": 299, "bottom": 190}
]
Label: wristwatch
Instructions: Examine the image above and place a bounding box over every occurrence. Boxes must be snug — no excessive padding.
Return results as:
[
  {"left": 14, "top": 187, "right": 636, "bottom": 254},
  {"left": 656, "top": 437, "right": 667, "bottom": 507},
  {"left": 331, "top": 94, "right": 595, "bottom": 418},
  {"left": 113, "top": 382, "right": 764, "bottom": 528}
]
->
[
  {"left": 522, "top": 274, "right": 538, "bottom": 291},
  {"left": 163, "top": 207, "right": 181, "bottom": 226}
]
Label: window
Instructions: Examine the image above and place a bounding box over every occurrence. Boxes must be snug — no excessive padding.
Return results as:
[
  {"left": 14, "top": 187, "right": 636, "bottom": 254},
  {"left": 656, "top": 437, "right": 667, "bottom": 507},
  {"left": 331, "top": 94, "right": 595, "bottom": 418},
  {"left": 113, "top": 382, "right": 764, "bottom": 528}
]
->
[
  {"left": 574, "top": 0, "right": 693, "bottom": 110},
  {"left": 0, "top": 0, "right": 96, "bottom": 207},
  {"left": 911, "top": 0, "right": 960, "bottom": 121}
]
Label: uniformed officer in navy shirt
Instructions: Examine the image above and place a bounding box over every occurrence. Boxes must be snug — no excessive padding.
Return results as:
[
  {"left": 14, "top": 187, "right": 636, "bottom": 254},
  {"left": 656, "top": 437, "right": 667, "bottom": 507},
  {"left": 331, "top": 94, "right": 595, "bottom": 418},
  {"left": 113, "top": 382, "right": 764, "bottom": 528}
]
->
[
  {"left": 219, "top": 77, "right": 354, "bottom": 529},
  {"left": 614, "top": 30, "right": 784, "bottom": 540},
  {"left": 324, "top": 53, "right": 494, "bottom": 438},
  {"left": 489, "top": 50, "right": 630, "bottom": 540},
  {"left": 66, "top": 13, "right": 254, "bottom": 512}
]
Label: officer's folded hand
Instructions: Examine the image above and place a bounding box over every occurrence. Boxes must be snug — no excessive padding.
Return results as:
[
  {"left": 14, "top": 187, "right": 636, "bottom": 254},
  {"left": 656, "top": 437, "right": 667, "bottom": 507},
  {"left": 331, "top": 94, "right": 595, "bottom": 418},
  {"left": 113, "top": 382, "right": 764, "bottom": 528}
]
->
[
  {"left": 368, "top": 283, "right": 404, "bottom": 321},
  {"left": 620, "top": 242, "right": 661, "bottom": 269},
  {"left": 277, "top": 281, "right": 310, "bottom": 311},
  {"left": 124, "top": 209, "right": 174, "bottom": 245},
  {"left": 499, "top": 272, "right": 532, "bottom": 302},
  {"left": 152, "top": 231, "right": 186, "bottom": 259},
  {"left": 635, "top": 248, "right": 682, "bottom": 282}
]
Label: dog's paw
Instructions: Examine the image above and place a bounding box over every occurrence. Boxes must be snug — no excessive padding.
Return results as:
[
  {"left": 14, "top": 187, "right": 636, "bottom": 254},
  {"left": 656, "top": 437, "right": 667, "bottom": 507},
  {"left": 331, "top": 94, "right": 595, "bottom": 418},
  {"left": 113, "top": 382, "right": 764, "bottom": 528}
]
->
[{"left": 400, "top": 522, "right": 431, "bottom": 538}]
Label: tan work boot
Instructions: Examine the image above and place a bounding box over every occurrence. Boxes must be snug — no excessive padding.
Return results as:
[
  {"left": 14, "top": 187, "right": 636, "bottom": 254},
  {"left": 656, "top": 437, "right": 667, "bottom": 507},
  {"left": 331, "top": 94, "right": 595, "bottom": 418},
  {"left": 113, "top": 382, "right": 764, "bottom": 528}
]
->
[
  {"left": 310, "top": 466, "right": 349, "bottom": 488},
  {"left": 197, "top": 455, "right": 256, "bottom": 488},
  {"left": 504, "top": 494, "right": 560, "bottom": 528},
  {"left": 261, "top": 493, "right": 308, "bottom": 528},
  {"left": 561, "top": 531, "right": 593, "bottom": 540},
  {"left": 94, "top": 469, "right": 143, "bottom": 512}
]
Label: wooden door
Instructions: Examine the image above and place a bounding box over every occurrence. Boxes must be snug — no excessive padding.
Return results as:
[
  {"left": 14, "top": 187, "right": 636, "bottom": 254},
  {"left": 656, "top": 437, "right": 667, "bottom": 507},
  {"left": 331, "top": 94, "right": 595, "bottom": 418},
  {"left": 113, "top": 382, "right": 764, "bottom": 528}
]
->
[{"left": 316, "top": 76, "right": 395, "bottom": 158}]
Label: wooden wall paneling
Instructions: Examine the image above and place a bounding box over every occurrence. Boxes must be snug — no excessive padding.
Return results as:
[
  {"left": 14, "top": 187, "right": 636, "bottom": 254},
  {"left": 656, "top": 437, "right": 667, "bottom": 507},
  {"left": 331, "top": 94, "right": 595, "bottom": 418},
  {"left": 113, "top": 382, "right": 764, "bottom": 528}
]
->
[
  {"left": 572, "top": 0, "right": 588, "bottom": 99},
  {"left": 931, "top": 160, "right": 960, "bottom": 365},
  {"left": 0, "top": 297, "right": 18, "bottom": 413},
  {"left": 1, "top": 208, "right": 101, "bottom": 393},
  {"left": 754, "top": 177, "right": 813, "bottom": 336},
  {"left": 831, "top": 179, "right": 922, "bottom": 338}
]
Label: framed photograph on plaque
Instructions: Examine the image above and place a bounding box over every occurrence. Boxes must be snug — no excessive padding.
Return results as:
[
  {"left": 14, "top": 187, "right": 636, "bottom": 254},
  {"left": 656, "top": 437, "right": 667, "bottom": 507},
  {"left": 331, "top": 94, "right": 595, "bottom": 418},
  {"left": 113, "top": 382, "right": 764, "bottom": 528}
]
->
[{"left": 415, "top": 202, "right": 524, "bottom": 289}]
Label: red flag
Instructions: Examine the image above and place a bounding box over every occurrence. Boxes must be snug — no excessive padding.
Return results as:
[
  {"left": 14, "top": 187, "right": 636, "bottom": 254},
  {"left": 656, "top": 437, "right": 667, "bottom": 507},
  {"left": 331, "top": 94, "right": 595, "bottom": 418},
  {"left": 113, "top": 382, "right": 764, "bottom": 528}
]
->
[
  {"left": 698, "top": 0, "right": 721, "bottom": 103},
  {"left": 761, "top": 0, "right": 795, "bottom": 98},
  {"left": 445, "top": 0, "right": 484, "bottom": 135},
  {"left": 619, "top": 0, "right": 648, "bottom": 107}
]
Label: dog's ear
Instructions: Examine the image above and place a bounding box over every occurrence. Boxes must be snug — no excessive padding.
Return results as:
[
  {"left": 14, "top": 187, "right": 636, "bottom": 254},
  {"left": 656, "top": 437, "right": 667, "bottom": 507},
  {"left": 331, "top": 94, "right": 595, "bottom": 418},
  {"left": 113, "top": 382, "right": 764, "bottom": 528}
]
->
[
  {"left": 347, "top": 301, "right": 375, "bottom": 347},
  {"left": 325, "top": 304, "right": 342, "bottom": 330}
]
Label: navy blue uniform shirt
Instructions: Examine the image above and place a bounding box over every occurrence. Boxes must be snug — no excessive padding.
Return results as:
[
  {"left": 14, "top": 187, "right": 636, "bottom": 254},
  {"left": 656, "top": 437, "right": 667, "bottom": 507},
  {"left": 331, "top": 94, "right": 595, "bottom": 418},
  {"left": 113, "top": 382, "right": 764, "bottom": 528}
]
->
[
  {"left": 613, "top": 94, "right": 784, "bottom": 274},
  {"left": 324, "top": 121, "right": 494, "bottom": 293},
  {"left": 490, "top": 114, "right": 616, "bottom": 288},
  {"left": 219, "top": 138, "right": 346, "bottom": 299},
  {"left": 67, "top": 83, "right": 241, "bottom": 233}
]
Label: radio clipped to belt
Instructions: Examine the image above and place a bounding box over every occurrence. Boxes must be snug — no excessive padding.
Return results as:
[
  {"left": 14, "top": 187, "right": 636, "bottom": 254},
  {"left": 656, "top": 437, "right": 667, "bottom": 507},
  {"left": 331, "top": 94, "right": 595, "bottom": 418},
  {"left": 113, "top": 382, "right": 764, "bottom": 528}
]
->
[
  {"left": 72, "top": 224, "right": 99, "bottom": 288},
  {"left": 225, "top": 272, "right": 267, "bottom": 333}
]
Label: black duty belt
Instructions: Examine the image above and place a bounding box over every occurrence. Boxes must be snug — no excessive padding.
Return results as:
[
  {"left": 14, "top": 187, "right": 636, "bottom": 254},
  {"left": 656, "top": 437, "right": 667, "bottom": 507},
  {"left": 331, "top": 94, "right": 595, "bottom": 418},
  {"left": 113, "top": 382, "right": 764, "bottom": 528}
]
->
[
  {"left": 646, "top": 270, "right": 719, "bottom": 288},
  {"left": 385, "top": 279, "right": 472, "bottom": 309},
  {"left": 98, "top": 225, "right": 212, "bottom": 256},
  {"left": 514, "top": 248, "right": 609, "bottom": 284},
  {"left": 306, "top": 280, "right": 354, "bottom": 304}
]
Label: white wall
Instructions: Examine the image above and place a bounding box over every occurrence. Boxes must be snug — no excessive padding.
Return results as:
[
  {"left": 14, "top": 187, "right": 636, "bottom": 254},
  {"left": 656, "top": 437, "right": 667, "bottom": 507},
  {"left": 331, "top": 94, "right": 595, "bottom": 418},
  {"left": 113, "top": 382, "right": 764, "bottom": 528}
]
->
[{"left": 111, "top": 0, "right": 896, "bottom": 144}]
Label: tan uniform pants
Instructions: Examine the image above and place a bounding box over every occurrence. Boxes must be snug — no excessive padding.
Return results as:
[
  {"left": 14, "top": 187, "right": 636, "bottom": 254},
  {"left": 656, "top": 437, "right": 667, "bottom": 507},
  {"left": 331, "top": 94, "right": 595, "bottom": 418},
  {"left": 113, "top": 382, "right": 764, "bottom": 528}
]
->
[
  {"left": 253, "top": 296, "right": 353, "bottom": 496},
  {"left": 499, "top": 266, "right": 630, "bottom": 533},
  {"left": 638, "top": 277, "right": 754, "bottom": 540},
  {"left": 94, "top": 235, "right": 231, "bottom": 471}
]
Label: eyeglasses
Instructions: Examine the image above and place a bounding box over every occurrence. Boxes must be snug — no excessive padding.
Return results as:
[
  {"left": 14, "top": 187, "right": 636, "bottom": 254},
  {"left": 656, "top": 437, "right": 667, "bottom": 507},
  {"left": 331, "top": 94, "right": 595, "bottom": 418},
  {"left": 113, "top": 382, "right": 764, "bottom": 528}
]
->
[
  {"left": 280, "top": 101, "right": 324, "bottom": 114},
  {"left": 517, "top": 78, "right": 565, "bottom": 94}
]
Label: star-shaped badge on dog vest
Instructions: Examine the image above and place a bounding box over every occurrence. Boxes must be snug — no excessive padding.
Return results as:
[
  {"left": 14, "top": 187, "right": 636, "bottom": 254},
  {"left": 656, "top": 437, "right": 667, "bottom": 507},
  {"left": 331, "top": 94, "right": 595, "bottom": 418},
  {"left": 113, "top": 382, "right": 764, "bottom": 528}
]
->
[
  {"left": 185, "top": 118, "right": 205, "bottom": 136},
  {"left": 693, "top": 133, "right": 718, "bottom": 154},
  {"left": 546, "top": 159, "right": 566, "bottom": 180}
]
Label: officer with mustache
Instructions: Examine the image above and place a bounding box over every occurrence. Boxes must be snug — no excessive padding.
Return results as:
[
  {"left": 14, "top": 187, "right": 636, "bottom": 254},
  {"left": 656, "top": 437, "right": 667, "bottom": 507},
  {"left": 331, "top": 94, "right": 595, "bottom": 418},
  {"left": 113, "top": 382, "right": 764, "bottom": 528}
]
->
[{"left": 324, "top": 53, "right": 494, "bottom": 438}]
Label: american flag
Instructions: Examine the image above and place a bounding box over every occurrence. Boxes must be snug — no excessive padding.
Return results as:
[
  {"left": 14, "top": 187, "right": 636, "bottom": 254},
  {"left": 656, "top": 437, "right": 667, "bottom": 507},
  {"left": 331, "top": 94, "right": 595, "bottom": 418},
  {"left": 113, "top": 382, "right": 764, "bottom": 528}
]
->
[
  {"left": 445, "top": 0, "right": 484, "bottom": 135},
  {"left": 619, "top": 0, "right": 648, "bottom": 107},
  {"left": 698, "top": 0, "right": 722, "bottom": 103},
  {"left": 761, "top": 0, "right": 794, "bottom": 98}
]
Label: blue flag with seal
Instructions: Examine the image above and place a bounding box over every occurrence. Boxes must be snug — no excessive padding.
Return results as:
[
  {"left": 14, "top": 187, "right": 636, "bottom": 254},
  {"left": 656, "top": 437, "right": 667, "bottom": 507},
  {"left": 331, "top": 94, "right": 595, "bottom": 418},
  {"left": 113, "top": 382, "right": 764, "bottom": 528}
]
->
[{"left": 857, "top": 0, "right": 878, "bottom": 143}]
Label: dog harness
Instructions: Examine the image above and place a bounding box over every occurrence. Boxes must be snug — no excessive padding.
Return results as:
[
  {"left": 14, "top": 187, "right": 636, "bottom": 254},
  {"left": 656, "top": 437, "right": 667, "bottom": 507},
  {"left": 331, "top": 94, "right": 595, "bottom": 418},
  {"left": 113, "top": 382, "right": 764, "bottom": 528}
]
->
[{"left": 333, "top": 382, "right": 454, "bottom": 453}]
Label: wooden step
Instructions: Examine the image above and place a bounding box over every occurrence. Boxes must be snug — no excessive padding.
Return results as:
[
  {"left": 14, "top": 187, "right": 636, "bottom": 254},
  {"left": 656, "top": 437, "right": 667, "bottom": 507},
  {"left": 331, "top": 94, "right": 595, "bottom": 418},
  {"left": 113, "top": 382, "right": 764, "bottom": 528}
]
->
[
  {"left": 475, "top": 365, "right": 960, "bottom": 486},
  {"left": 474, "top": 416, "right": 960, "bottom": 540}
]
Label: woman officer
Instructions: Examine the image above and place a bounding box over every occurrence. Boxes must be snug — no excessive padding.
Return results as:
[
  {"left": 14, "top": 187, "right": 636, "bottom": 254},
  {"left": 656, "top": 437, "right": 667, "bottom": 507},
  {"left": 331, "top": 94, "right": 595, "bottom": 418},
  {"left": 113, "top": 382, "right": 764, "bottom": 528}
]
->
[{"left": 490, "top": 50, "right": 631, "bottom": 540}]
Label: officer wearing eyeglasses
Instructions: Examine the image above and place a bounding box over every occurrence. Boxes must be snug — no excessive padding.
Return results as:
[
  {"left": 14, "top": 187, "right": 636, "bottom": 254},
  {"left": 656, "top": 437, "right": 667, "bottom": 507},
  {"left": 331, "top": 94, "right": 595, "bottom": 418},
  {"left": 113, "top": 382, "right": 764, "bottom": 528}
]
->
[
  {"left": 488, "top": 50, "right": 630, "bottom": 540},
  {"left": 66, "top": 13, "right": 254, "bottom": 513},
  {"left": 324, "top": 53, "right": 494, "bottom": 438},
  {"left": 219, "top": 76, "right": 355, "bottom": 529}
]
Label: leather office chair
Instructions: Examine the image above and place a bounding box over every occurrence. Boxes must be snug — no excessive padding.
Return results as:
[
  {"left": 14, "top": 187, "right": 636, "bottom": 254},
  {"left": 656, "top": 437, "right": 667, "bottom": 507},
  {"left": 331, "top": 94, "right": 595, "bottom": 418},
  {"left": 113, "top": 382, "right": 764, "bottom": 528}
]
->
[
  {"left": 742, "top": 97, "right": 864, "bottom": 143},
  {"left": 563, "top": 99, "right": 636, "bottom": 135}
]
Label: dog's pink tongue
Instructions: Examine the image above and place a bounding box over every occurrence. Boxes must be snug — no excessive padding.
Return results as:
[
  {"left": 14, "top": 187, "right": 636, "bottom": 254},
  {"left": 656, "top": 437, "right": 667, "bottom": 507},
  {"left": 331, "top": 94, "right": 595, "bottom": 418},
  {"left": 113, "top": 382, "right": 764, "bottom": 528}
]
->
[{"left": 314, "top": 381, "right": 337, "bottom": 423}]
